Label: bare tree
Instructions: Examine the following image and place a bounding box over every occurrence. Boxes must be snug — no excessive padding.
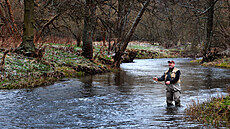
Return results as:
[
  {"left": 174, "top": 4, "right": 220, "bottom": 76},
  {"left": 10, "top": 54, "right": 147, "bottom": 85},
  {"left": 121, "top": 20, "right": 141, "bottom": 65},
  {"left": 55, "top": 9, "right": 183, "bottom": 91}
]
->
[
  {"left": 201, "top": 0, "right": 219, "bottom": 63},
  {"left": 18, "top": 0, "right": 36, "bottom": 55},
  {"left": 0, "top": 0, "right": 228, "bottom": 61},
  {"left": 203, "top": 0, "right": 216, "bottom": 55},
  {"left": 113, "top": 0, "right": 150, "bottom": 67},
  {"left": 82, "top": 0, "right": 96, "bottom": 59},
  {"left": 5, "top": 0, "right": 18, "bottom": 34}
]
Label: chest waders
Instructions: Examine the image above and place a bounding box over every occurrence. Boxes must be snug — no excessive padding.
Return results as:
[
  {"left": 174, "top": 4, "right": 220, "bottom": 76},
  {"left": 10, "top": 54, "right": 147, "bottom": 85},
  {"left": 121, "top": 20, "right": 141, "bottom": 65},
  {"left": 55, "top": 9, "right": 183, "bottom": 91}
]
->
[{"left": 164, "top": 67, "right": 181, "bottom": 106}]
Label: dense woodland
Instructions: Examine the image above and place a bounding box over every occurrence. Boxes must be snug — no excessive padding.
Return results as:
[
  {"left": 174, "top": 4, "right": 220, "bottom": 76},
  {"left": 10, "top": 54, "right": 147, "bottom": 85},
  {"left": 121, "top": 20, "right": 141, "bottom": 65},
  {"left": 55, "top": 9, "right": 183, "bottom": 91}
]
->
[{"left": 0, "top": 0, "right": 229, "bottom": 67}]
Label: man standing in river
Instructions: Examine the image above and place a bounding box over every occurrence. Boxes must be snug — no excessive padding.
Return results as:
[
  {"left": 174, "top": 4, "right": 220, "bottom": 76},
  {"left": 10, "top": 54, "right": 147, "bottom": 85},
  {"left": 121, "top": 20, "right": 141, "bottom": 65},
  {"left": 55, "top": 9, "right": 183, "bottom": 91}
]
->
[{"left": 153, "top": 60, "right": 181, "bottom": 107}]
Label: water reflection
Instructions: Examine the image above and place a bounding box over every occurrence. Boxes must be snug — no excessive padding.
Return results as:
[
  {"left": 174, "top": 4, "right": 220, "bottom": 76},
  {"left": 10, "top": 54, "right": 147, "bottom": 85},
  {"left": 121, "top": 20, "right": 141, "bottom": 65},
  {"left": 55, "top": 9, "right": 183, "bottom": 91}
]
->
[
  {"left": 0, "top": 58, "right": 229, "bottom": 128},
  {"left": 79, "top": 75, "right": 94, "bottom": 97},
  {"left": 165, "top": 107, "right": 179, "bottom": 115}
]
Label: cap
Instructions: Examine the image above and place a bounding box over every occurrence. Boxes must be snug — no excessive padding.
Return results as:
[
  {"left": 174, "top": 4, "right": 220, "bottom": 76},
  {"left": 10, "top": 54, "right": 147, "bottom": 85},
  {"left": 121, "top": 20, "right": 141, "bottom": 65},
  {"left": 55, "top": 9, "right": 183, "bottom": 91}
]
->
[{"left": 168, "top": 60, "right": 175, "bottom": 64}]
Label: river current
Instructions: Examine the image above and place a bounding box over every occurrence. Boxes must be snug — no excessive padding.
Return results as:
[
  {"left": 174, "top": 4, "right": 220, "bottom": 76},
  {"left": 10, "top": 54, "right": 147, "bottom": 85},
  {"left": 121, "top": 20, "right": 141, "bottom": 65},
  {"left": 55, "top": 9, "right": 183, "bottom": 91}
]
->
[{"left": 0, "top": 58, "right": 229, "bottom": 128}]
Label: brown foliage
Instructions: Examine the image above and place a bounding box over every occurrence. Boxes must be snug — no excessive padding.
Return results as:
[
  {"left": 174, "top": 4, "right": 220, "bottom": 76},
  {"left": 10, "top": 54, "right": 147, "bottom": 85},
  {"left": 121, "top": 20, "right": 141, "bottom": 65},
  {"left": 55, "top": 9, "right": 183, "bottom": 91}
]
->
[{"left": 0, "top": 0, "right": 229, "bottom": 61}]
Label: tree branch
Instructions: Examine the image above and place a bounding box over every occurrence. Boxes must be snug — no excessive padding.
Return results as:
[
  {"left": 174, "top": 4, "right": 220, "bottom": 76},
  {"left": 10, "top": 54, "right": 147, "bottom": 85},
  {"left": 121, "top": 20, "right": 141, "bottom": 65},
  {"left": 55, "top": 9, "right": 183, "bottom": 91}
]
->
[{"left": 35, "top": 14, "right": 61, "bottom": 43}]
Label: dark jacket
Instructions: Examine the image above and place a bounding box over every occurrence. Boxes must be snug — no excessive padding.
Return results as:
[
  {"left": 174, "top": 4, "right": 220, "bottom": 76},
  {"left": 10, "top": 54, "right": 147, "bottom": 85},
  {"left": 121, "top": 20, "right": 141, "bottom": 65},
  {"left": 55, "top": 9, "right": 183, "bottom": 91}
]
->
[{"left": 157, "top": 67, "right": 181, "bottom": 84}]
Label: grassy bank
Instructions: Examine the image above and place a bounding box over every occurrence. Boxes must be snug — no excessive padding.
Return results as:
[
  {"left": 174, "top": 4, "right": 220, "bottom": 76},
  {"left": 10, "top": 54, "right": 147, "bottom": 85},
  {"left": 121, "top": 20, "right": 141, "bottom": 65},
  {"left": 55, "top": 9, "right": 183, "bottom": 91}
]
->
[
  {"left": 1, "top": 41, "right": 223, "bottom": 89},
  {"left": 185, "top": 89, "right": 230, "bottom": 128},
  {"left": 0, "top": 44, "right": 111, "bottom": 89},
  {"left": 202, "top": 57, "right": 230, "bottom": 68},
  {"left": 190, "top": 57, "right": 230, "bottom": 68},
  {"left": 187, "top": 58, "right": 230, "bottom": 128},
  {"left": 127, "top": 43, "right": 184, "bottom": 59},
  {"left": 0, "top": 42, "right": 191, "bottom": 89}
]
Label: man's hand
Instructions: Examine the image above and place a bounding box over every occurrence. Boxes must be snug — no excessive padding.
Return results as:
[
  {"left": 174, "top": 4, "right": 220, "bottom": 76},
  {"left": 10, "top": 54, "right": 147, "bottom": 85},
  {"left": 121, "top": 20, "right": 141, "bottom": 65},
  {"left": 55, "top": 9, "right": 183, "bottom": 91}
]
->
[
  {"left": 165, "top": 81, "right": 170, "bottom": 85},
  {"left": 153, "top": 77, "right": 158, "bottom": 81}
]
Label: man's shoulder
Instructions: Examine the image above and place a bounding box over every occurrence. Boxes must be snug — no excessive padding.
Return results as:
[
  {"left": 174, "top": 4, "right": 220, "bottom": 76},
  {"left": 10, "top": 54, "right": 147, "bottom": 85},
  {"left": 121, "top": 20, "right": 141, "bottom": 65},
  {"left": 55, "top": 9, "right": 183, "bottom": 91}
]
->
[
  {"left": 174, "top": 67, "right": 180, "bottom": 70},
  {"left": 173, "top": 67, "right": 181, "bottom": 73},
  {"left": 164, "top": 67, "right": 180, "bottom": 73}
]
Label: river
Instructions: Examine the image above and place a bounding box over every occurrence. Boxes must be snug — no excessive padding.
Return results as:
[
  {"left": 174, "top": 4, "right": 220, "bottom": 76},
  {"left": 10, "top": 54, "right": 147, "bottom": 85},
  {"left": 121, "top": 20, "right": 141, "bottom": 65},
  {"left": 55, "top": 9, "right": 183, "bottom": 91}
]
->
[{"left": 0, "top": 58, "right": 229, "bottom": 128}]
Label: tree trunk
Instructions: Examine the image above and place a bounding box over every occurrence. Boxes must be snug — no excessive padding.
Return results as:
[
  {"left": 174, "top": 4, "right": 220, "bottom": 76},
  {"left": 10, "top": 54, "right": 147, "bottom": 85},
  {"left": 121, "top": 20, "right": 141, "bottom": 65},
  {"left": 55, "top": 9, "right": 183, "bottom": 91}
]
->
[
  {"left": 108, "top": 30, "right": 111, "bottom": 55},
  {"left": 76, "top": 35, "right": 81, "bottom": 47},
  {"left": 82, "top": 0, "right": 94, "bottom": 59},
  {"left": 107, "top": 0, "right": 112, "bottom": 55},
  {"left": 203, "top": 0, "right": 215, "bottom": 56},
  {"left": 113, "top": 0, "right": 150, "bottom": 67},
  {"left": 5, "top": 0, "right": 18, "bottom": 33},
  {"left": 202, "top": 0, "right": 215, "bottom": 63},
  {"left": 0, "top": 7, "right": 14, "bottom": 34},
  {"left": 18, "top": 0, "right": 36, "bottom": 54}
]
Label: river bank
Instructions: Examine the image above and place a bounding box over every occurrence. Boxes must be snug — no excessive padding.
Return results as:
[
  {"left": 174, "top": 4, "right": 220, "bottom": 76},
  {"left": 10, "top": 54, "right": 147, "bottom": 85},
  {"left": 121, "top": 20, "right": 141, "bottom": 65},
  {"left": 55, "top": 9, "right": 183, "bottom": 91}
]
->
[
  {"left": 190, "top": 57, "right": 230, "bottom": 68},
  {"left": 187, "top": 58, "right": 230, "bottom": 128},
  {"left": 0, "top": 42, "right": 184, "bottom": 89},
  {"left": 1, "top": 41, "right": 228, "bottom": 89},
  {"left": 0, "top": 44, "right": 111, "bottom": 89},
  {"left": 185, "top": 88, "right": 230, "bottom": 128}
]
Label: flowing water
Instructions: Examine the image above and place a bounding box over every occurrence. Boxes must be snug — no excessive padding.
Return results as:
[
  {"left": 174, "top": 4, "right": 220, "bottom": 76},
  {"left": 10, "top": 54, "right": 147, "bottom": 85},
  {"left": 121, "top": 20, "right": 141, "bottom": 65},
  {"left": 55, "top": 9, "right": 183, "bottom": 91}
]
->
[{"left": 0, "top": 58, "right": 230, "bottom": 128}]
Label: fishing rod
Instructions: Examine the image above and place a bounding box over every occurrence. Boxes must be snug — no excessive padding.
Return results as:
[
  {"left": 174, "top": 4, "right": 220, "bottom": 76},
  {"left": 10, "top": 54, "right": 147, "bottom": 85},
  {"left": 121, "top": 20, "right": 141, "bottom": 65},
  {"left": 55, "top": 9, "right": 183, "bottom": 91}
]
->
[
  {"left": 153, "top": 78, "right": 181, "bottom": 92},
  {"left": 152, "top": 79, "right": 164, "bottom": 85}
]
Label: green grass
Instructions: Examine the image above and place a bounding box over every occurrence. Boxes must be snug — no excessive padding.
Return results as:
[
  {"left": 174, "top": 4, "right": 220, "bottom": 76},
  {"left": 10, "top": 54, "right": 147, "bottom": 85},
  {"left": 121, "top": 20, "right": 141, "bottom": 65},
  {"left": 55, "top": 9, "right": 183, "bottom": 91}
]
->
[
  {"left": 0, "top": 44, "right": 109, "bottom": 89},
  {"left": 190, "top": 59, "right": 202, "bottom": 63},
  {"left": 186, "top": 95, "right": 230, "bottom": 127},
  {"left": 215, "top": 62, "right": 230, "bottom": 68},
  {"left": 46, "top": 42, "right": 82, "bottom": 50},
  {"left": 202, "top": 57, "right": 230, "bottom": 68},
  {"left": 127, "top": 45, "right": 152, "bottom": 50}
]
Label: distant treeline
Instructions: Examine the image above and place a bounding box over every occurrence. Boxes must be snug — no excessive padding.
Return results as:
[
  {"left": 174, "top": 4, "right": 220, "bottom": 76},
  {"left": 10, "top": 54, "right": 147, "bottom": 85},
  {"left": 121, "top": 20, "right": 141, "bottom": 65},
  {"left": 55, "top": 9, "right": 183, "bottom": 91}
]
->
[{"left": 0, "top": 0, "right": 229, "bottom": 58}]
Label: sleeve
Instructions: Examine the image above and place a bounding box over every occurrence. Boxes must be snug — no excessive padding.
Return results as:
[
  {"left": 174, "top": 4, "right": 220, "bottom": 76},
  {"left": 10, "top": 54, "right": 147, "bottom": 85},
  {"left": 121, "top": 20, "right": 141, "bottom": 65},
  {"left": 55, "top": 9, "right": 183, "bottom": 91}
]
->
[
  {"left": 170, "top": 70, "right": 181, "bottom": 84},
  {"left": 157, "top": 74, "right": 165, "bottom": 81}
]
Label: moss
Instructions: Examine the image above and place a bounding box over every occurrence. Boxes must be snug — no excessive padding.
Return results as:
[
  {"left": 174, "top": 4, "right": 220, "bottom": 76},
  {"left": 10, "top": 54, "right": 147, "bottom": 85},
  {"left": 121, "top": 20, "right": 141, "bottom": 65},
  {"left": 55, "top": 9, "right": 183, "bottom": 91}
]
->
[
  {"left": 0, "top": 75, "right": 60, "bottom": 89},
  {"left": 56, "top": 66, "right": 76, "bottom": 77},
  {"left": 202, "top": 57, "right": 230, "bottom": 68},
  {"left": 127, "top": 45, "right": 151, "bottom": 50},
  {"left": 76, "top": 71, "right": 85, "bottom": 76},
  {"left": 215, "top": 62, "right": 230, "bottom": 68},
  {"left": 190, "top": 59, "right": 202, "bottom": 63}
]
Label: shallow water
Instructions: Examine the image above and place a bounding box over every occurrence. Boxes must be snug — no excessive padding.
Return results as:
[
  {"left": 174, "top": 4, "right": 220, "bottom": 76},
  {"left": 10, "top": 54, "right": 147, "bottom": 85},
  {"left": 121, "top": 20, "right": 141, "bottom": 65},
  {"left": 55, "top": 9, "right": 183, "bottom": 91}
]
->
[{"left": 0, "top": 58, "right": 229, "bottom": 128}]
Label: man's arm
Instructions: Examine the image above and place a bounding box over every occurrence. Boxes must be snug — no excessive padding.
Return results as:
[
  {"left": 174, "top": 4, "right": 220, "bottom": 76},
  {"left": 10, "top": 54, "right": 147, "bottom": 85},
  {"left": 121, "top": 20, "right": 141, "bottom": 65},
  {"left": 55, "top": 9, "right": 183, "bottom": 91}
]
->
[
  {"left": 170, "top": 70, "right": 181, "bottom": 84},
  {"left": 157, "top": 74, "right": 165, "bottom": 81}
]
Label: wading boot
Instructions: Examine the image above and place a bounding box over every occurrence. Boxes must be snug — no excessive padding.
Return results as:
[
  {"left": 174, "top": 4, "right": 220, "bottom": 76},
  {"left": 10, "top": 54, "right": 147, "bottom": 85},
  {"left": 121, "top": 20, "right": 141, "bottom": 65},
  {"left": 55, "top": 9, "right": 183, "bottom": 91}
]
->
[
  {"left": 175, "top": 102, "right": 181, "bottom": 107},
  {"left": 167, "top": 103, "right": 174, "bottom": 107}
]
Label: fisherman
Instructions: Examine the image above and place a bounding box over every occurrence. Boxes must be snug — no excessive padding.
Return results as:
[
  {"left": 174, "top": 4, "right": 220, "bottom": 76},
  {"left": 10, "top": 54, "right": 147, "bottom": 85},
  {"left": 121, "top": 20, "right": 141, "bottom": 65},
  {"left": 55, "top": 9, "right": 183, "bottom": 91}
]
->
[{"left": 153, "top": 60, "right": 181, "bottom": 107}]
